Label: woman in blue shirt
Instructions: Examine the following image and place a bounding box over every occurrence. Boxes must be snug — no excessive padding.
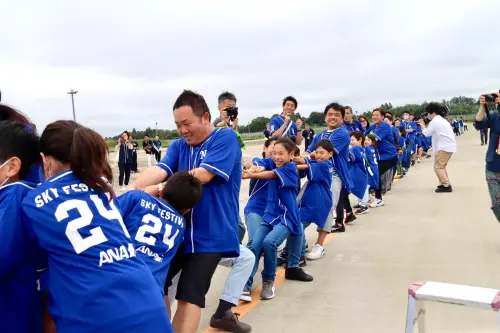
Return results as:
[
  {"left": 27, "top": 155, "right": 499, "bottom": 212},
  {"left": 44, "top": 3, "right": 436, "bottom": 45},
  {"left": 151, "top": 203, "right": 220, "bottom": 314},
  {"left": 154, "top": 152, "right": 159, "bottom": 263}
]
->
[{"left": 364, "top": 108, "right": 398, "bottom": 207}]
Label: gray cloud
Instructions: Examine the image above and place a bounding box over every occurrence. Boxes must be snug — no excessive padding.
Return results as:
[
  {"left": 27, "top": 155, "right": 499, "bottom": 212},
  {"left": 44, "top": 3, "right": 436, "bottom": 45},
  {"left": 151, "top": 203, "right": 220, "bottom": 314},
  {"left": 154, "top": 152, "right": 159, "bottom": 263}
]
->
[{"left": 1, "top": 0, "right": 499, "bottom": 136}]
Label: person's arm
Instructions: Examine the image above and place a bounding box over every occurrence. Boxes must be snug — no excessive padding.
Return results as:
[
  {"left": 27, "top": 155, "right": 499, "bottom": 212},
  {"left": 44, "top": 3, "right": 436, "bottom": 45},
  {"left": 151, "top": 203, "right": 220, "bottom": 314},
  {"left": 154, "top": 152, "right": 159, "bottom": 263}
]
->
[
  {"left": 232, "top": 118, "right": 238, "bottom": 131},
  {"left": 405, "top": 122, "right": 415, "bottom": 133},
  {"left": 293, "top": 156, "right": 307, "bottom": 164},
  {"left": 295, "top": 119, "right": 303, "bottom": 145},
  {"left": 270, "top": 115, "right": 290, "bottom": 138},
  {"left": 297, "top": 164, "right": 309, "bottom": 171},
  {"left": 242, "top": 170, "right": 277, "bottom": 180},
  {"left": 189, "top": 168, "right": 215, "bottom": 184},
  {"left": 475, "top": 96, "right": 487, "bottom": 121}
]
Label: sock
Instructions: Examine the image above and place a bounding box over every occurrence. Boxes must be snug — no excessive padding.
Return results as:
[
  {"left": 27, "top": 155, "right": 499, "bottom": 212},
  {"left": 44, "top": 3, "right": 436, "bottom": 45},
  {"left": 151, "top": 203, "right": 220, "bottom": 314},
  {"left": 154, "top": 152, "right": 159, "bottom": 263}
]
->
[{"left": 214, "top": 300, "right": 234, "bottom": 319}]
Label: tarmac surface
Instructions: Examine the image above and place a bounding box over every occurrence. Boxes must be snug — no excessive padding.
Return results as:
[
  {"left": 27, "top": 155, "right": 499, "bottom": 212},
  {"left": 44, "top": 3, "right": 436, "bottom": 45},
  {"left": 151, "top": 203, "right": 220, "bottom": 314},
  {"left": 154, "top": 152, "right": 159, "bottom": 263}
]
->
[{"left": 111, "top": 131, "right": 500, "bottom": 333}]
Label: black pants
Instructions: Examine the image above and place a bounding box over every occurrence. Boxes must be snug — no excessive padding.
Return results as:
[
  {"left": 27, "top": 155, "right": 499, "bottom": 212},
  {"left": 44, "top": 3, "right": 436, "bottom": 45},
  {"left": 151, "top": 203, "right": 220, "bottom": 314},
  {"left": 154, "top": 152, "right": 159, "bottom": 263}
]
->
[
  {"left": 118, "top": 162, "right": 131, "bottom": 186},
  {"left": 155, "top": 150, "right": 162, "bottom": 163},
  {"left": 376, "top": 157, "right": 398, "bottom": 200},
  {"left": 131, "top": 152, "right": 138, "bottom": 172},
  {"left": 335, "top": 189, "right": 351, "bottom": 223},
  {"left": 481, "top": 128, "right": 489, "bottom": 145}
]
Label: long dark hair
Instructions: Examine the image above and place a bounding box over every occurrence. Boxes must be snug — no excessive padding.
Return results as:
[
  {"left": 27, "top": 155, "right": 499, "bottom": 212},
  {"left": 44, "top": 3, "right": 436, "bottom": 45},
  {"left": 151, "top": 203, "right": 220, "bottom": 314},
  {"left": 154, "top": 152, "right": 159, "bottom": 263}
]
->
[
  {"left": 358, "top": 115, "right": 370, "bottom": 129},
  {"left": 0, "top": 104, "right": 36, "bottom": 129},
  {"left": 366, "top": 133, "right": 378, "bottom": 152},
  {"left": 40, "top": 120, "right": 115, "bottom": 198}
]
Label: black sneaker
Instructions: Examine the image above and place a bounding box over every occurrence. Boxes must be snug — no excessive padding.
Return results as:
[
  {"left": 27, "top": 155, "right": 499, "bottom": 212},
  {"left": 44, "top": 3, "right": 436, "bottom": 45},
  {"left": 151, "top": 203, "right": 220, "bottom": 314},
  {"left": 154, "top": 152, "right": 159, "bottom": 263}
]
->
[
  {"left": 411, "top": 160, "right": 416, "bottom": 166},
  {"left": 435, "top": 185, "right": 452, "bottom": 193},
  {"left": 285, "top": 267, "right": 313, "bottom": 282},
  {"left": 276, "top": 250, "right": 288, "bottom": 266},
  {"left": 210, "top": 310, "right": 252, "bottom": 333},
  {"left": 331, "top": 223, "right": 345, "bottom": 233},
  {"left": 353, "top": 204, "right": 361, "bottom": 209},
  {"left": 344, "top": 213, "right": 357, "bottom": 224},
  {"left": 356, "top": 206, "right": 369, "bottom": 215}
]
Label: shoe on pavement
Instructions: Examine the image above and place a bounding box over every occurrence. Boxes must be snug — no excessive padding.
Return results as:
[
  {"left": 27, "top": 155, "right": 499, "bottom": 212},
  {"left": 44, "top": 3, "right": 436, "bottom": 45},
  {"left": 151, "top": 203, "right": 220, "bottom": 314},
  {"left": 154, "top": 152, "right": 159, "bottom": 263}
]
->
[
  {"left": 353, "top": 204, "right": 361, "bottom": 209},
  {"left": 306, "top": 244, "right": 325, "bottom": 260},
  {"left": 369, "top": 199, "right": 384, "bottom": 208},
  {"left": 331, "top": 223, "right": 345, "bottom": 233},
  {"left": 276, "top": 250, "right": 288, "bottom": 266},
  {"left": 210, "top": 310, "right": 252, "bottom": 333},
  {"left": 299, "top": 256, "right": 307, "bottom": 267},
  {"left": 344, "top": 213, "right": 357, "bottom": 224},
  {"left": 285, "top": 267, "right": 313, "bottom": 282},
  {"left": 120, "top": 186, "right": 127, "bottom": 191},
  {"left": 356, "top": 205, "right": 369, "bottom": 215},
  {"left": 260, "top": 280, "right": 275, "bottom": 300},
  {"left": 240, "top": 287, "right": 252, "bottom": 302},
  {"left": 435, "top": 185, "right": 452, "bottom": 193}
]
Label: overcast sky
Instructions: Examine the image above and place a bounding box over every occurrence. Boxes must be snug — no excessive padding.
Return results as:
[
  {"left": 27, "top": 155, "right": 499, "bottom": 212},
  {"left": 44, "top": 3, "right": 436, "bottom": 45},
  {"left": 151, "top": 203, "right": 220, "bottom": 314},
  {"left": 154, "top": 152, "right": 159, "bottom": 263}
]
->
[{"left": 1, "top": 0, "right": 499, "bottom": 136}]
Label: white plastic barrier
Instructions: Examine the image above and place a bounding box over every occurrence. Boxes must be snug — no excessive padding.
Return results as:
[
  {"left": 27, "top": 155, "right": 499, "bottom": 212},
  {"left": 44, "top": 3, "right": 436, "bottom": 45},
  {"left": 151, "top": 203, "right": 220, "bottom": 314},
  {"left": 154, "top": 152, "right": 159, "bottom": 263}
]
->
[{"left": 405, "top": 281, "right": 500, "bottom": 332}]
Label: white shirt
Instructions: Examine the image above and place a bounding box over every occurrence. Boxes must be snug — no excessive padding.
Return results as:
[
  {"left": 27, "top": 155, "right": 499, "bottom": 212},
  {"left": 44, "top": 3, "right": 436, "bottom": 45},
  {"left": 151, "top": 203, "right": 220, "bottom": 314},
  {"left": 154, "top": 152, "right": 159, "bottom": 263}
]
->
[{"left": 422, "top": 115, "right": 457, "bottom": 153}]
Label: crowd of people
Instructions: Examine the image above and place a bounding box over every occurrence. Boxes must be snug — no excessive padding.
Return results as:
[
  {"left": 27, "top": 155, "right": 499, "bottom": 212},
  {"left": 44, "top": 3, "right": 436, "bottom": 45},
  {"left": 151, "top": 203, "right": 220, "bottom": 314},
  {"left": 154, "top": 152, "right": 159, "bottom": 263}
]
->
[{"left": 0, "top": 89, "right": 467, "bottom": 333}]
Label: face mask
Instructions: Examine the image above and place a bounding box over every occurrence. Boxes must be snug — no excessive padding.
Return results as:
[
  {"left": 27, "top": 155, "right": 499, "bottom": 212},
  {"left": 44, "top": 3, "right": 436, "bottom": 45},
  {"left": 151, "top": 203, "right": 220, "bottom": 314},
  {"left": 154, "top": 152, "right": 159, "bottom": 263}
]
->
[
  {"left": 403, "top": 115, "right": 409, "bottom": 121},
  {"left": 0, "top": 158, "right": 12, "bottom": 188}
]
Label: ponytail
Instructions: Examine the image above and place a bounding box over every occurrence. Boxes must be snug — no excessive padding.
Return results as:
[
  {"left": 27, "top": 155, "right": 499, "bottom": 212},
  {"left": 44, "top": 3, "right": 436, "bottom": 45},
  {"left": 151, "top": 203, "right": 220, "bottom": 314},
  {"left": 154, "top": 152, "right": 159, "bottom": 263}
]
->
[{"left": 71, "top": 127, "right": 115, "bottom": 199}]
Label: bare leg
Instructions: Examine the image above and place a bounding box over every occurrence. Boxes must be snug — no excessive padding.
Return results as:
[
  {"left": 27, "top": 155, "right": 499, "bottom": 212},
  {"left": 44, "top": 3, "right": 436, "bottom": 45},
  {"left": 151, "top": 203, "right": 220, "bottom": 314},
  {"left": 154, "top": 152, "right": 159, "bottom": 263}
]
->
[
  {"left": 164, "top": 295, "right": 172, "bottom": 319},
  {"left": 172, "top": 300, "right": 201, "bottom": 333},
  {"left": 316, "top": 230, "right": 328, "bottom": 246}
]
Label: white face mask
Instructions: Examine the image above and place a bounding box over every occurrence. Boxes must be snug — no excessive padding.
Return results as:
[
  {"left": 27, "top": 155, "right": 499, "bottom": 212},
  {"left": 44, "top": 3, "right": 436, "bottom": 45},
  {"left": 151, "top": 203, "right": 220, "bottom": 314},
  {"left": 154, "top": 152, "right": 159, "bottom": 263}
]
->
[
  {"left": 403, "top": 115, "right": 409, "bottom": 121},
  {"left": 0, "top": 158, "right": 12, "bottom": 188}
]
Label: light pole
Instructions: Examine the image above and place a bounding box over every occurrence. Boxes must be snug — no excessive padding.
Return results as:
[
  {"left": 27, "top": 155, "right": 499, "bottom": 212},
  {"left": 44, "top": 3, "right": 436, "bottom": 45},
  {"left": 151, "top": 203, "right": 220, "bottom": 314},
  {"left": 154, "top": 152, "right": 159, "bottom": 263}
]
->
[
  {"left": 155, "top": 122, "right": 158, "bottom": 137},
  {"left": 67, "top": 89, "right": 78, "bottom": 122}
]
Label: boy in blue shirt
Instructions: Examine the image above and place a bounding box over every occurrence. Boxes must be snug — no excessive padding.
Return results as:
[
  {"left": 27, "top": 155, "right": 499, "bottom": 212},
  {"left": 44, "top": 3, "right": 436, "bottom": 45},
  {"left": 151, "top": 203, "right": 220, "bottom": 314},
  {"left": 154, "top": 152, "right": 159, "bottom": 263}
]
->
[
  {"left": 401, "top": 111, "right": 416, "bottom": 170},
  {"left": 129, "top": 90, "right": 243, "bottom": 333},
  {"left": 117, "top": 172, "right": 202, "bottom": 292},
  {"left": 342, "top": 106, "right": 364, "bottom": 133},
  {"left": 270, "top": 96, "right": 303, "bottom": 145},
  {"left": 0, "top": 121, "right": 43, "bottom": 333}
]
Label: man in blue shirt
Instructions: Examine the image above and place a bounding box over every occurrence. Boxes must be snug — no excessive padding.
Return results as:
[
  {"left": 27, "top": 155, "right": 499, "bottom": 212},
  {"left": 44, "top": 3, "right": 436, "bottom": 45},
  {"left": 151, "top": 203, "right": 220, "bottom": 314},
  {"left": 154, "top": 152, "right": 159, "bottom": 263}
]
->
[
  {"left": 302, "top": 103, "right": 352, "bottom": 258},
  {"left": 342, "top": 106, "right": 364, "bottom": 133},
  {"left": 270, "top": 96, "right": 303, "bottom": 145},
  {"left": 129, "top": 90, "right": 242, "bottom": 333},
  {"left": 401, "top": 111, "right": 417, "bottom": 170}
]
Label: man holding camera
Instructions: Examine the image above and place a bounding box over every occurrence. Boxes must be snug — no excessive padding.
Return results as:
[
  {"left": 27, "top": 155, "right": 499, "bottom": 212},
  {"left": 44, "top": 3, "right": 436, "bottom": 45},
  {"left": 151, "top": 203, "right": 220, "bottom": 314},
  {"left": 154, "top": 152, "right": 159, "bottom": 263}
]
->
[
  {"left": 475, "top": 91, "right": 500, "bottom": 221},
  {"left": 420, "top": 103, "right": 456, "bottom": 193},
  {"left": 270, "top": 96, "right": 303, "bottom": 145},
  {"left": 214, "top": 92, "right": 245, "bottom": 149}
]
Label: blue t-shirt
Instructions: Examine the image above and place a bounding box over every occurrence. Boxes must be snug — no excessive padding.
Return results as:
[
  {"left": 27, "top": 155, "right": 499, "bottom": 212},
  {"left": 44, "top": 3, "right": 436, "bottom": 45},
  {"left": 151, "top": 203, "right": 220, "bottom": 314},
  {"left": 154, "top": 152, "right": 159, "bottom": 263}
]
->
[
  {"left": 349, "top": 146, "right": 368, "bottom": 199},
  {"left": 0, "top": 181, "right": 42, "bottom": 333},
  {"left": 244, "top": 157, "right": 272, "bottom": 216},
  {"left": 306, "top": 127, "right": 352, "bottom": 191},
  {"left": 475, "top": 113, "right": 500, "bottom": 172},
  {"left": 157, "top": 128, "right": 242, "bottom": 257},
  {"left": 342, "top": 120, "right": 364, "bottom": 133},
  {"left": 21, "top": 171, "right": 172, "bottom": 333},
  {"left": 364, "top": 146, "right": 379, "bottom": 189},
  {"left": 270, "top": 115, "right": 298, "bottom": 138},
  {"left": 402, "top": 121, "right": 417, "bottom": 142},
  {"left": 365, "top": 122, "right": 398, "bottom": 161},
  {"left": 298, "top": 160, "right": 333, "bottom": 228},
  {"left": 263, "top": 162, "right": 301, "bottom": 235},
  {"left": 117, "top": 190, "right": 185, "bottom": 293}
]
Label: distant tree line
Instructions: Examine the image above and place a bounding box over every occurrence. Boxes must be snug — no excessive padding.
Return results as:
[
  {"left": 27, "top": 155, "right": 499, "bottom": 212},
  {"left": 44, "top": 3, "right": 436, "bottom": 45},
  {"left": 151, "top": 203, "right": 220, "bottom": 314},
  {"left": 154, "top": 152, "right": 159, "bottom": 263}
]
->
[{"left": 109, "top": 96, "right": 480, "bottom": 139}]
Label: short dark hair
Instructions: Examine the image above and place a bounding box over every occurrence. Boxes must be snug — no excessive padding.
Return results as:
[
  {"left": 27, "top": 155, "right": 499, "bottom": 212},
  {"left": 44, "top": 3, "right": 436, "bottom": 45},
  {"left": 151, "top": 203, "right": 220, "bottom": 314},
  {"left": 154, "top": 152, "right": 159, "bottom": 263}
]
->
[
  {"left": 264, "top": 137, "right": 277, "bottom": 148},
  {"left": 402, "top": 111, "right": 410, "bottom": 115},
  {"left": 350, "top": 131, "right": 365, "bottom": 146},
  {"left": 173, "top": 90, "right": 211, "bottom": 119},
  {"left": 274, "top": 137, "right": 296, "bottom": 153},
  {"left": 162, "top": 172, "right": 202, "bottom": 212},
  {"left": 345, "top": 106, "right": 353, "bottom": 112},
  {"left": 0, "top": 104, "right": 35, "bottom": 128},
  {"left": 398, "top": 126, "right": 405, "bottom": 136},
  {"left": 426, "top": 102, "right": 448, "bottom": 117},
  {"left": 41, "top": 120, "right": 115, "bottom": 198},
  {"left": 366, "top": 133, "right": 378, "bottom": 151},
  {"left": 324, "top": 102, "right": 345, "bottom": 118},
  {"left": 218, "top": 92, "right": 237, "bottom": 105},
  {"left": 384, "top": 114, "right": 394, "bottom": 122},
  {"left": 282, "top": 96, "right": 298, "bottom": 109},
  {"left": 314, "top": 139, "right": 334, "bottom": 153},
  {"left": 0, "top": 121, "right": 40, "bottom": 179},
  {"left": 293, "top": 146, "right": 301, "bottom": 157},
  {"left": 372, "top": 107, "right": 386, "bottom": 117}
]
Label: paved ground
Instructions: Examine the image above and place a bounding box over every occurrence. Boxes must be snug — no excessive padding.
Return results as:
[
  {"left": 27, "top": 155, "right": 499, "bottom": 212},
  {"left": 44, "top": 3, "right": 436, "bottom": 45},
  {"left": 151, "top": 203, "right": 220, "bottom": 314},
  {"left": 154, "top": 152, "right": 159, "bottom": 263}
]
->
[{"left": 112, "top": 131, "right": 500, "bottom": 332}]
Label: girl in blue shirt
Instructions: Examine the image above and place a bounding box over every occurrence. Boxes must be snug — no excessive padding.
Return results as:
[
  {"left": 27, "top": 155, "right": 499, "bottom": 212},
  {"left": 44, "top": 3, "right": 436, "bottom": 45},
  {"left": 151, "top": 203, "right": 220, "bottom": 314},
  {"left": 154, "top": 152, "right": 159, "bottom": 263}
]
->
[
  {"left": 395, "top": 126, "right": 407, "bottom": 178},
  {"left": 361, "top": 134, "right": 379, "bottom": 208},
  {"left": 21, "top": 120, "right": 172, "bottom": 333},
  {"left": 242, "top": 137, "right": 311, "bottom": 301},
  {"left": 0, "top": 121, "right": 43, "bottom": 333},
  {"left": 347, "top": 132, "right": 369, "bottom": 215}
]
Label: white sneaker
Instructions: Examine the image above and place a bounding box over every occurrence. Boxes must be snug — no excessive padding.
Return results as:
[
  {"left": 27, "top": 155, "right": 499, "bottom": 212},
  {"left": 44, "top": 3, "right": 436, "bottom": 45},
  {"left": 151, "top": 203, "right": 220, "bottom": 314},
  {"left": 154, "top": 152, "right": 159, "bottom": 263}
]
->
[
  {"left": 369, "top": 199, "right": 384, "bottom": 208},
  {"left": 306, "top": 244, "right": 325, "bottom": 260},
  {"left": 120, "top": 186, "right": 127, "bottom": 192}
]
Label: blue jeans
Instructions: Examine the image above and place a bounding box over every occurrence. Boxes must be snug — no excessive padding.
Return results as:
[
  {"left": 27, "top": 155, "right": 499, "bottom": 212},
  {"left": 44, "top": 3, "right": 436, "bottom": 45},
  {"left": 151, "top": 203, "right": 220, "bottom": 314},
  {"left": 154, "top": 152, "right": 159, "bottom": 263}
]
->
[
  {"left": 281, "top": 223, "right": 305, "bottom": 268},
  {"left": 244, "top": 212, "right": 264, "bottom": 248},
  {"left": 245, "top": 223, "right": 291, "bottom": 289}
]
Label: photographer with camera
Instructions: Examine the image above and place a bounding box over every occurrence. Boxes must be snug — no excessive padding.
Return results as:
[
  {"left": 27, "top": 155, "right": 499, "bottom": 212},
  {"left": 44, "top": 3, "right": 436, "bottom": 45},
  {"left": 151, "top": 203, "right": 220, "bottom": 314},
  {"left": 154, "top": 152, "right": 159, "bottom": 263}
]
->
[
  {"left": 474, "top": 91, "right": 500, "bottom": 221},
  {"left": 213, "top": 92, "right": 245, "bottom": 149},
  {"left": 419, "top": 103, "right": 456, "bottom": 193}
]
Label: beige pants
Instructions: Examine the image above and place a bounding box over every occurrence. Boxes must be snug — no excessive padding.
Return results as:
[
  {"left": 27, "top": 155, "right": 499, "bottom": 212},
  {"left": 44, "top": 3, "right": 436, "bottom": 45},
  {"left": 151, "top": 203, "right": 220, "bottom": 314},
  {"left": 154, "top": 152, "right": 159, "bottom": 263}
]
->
[{"left": 434, "top": 150, "right": 453, "bottom": 186}]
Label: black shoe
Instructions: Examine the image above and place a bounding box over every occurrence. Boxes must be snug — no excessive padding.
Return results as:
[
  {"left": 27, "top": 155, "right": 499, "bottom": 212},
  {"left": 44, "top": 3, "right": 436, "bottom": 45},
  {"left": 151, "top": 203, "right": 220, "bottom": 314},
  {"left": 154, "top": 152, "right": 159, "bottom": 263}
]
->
[
  {"left": 210, "top": 311, "right": 252, "bottom": 333},
  {"left": 411, "top": 160, "right": 416, "bottom": 166},
  {"left": 437, "top": 185, "right": 444, "bottom": 189},
  {"left": 353, "top": 204, "right": 361, "bottom": 209},
  {"left": 344, "top": 213, "right": 357, "bottom": 224},
  {"left": 299, "top": 256, "right": 307, "bottom": 267},
  {"left": 331, "top": 223, "right": 345, "bottom": 233},
  {"left": 435, "top": 185, "right": 452, "bottom": 193},
  {"left": 285, "top": 267, "right": 313, "bottom": 282},
  {"left": 276, "top": 250, "right": 288, "bottom": 266}
]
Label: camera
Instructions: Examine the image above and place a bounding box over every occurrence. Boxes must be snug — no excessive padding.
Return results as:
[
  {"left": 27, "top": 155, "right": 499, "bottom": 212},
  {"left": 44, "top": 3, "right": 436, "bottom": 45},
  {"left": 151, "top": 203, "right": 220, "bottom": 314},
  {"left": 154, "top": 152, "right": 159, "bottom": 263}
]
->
[
  {"left": 224, "top": 106, "right": 238, "bottom": 121},
  {"left": 483, "top": 90, "right": 500, "bottom": 103},
  {"left": 419, "top": 113, "right": 431, "bottom": 125}
]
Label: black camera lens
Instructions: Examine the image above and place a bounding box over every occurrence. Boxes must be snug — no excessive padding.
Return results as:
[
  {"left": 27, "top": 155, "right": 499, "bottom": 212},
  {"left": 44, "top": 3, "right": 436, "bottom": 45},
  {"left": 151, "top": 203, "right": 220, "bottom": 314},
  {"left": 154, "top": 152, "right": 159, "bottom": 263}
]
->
[{"left": 485, "top": 94, "right": 497, "bottom": 103}]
